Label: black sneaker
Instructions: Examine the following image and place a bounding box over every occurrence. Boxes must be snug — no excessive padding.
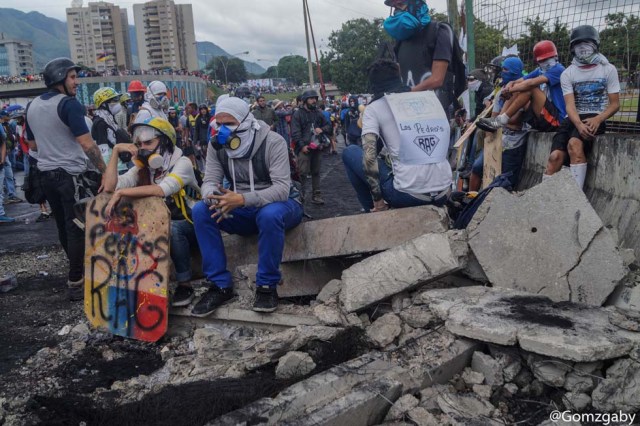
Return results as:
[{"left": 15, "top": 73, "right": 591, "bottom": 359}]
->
[
  {"left": 191, "top": 285, "right": 234, "bottom": 317},
  {"left": 67, "top": 278, "right": 84, "bottom": 301},
  {"left": 171, "top": 285, "right": 195, "bottom": 307},
  {"left": 476, "top": 117, "right": 501, "bottom": 133},
  {"left": 252, "top": 285, "right": 278, "bottom": 313}
]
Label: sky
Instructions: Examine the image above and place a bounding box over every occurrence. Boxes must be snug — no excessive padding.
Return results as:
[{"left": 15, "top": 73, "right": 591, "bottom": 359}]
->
[{"left": 13, "top": 0, "right": 449, "bottom": 64}]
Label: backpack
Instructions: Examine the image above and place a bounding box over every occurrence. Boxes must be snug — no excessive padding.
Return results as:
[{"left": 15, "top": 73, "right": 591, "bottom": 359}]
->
[{"left": 449, "top": 172, "right": 513, "bottom": 229}]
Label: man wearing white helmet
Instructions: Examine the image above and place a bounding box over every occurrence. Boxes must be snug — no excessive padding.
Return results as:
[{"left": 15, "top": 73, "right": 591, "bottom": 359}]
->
[{"left": 135, "top": 80, "right": 169, "bottom": 123}]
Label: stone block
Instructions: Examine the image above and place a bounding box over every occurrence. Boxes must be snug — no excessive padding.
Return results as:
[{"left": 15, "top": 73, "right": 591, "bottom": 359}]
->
[
  {"left": 366, "top": 313, "right": 402, "bottom": 348},
  {"left": 341, "top": 231, "right": 468, "bottom": 312},
  {"left": 468, "top": 169, "right": 627, "bottom": 306},
  {"left": 276, "top": 351, "right": 316, "bottom": 380},
  {"left": 423, "top": 286, "right": 638, "bottom": 362},
  {"left": 224, "top": 205, "right": 448, "bottom": 269}
]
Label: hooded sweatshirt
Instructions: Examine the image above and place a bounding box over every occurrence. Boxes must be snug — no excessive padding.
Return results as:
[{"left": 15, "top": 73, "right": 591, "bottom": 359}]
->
[{"left": 202, "top": 121, "right": 291, "bottom": 208}]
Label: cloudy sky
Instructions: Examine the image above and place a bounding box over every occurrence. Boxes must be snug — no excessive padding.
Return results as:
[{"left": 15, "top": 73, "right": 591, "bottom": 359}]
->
[{"left": 15, "top": 0, "right": 448, "bottom": 63}]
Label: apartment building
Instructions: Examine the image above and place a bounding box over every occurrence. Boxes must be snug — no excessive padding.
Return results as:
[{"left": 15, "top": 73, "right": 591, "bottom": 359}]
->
[
  {"left": 66, "top": 0, "right": 132, "bottom": 71},
  {"left": 0, "top": 34, "right": 34, "bottom": 76},
  {"left": 133, "top": 0, "right": 197, "bottom": 71}
]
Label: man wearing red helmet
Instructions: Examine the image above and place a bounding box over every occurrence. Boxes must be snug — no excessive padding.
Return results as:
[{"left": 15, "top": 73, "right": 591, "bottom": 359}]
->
[{"left": 478, "top": 40, "right": 566, "bottom": 134}]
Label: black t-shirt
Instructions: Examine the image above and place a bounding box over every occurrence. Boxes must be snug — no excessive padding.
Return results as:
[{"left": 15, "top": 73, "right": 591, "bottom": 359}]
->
[{"left": 397, "top": 22, "right": 454, "bottom": 111}]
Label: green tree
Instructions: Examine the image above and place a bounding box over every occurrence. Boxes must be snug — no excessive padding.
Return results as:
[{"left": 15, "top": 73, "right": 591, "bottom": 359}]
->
[
  {"left": 473, "top": 17, "right": 507, "bottom": 68},
  {"left": 513, "top": 16, "right": 570, "bottom": 71},
  {"left": 278, "top": 55, "right": 310, "bottom": 85},
  {"left": 326, "top": 18, "right": 389, "bottom": 93},
  {"left": 207, "top": 56, "right": 247, "bottom": 84},
  {"left": 601, "top": 13, "right": 640, "bottom": 77}
]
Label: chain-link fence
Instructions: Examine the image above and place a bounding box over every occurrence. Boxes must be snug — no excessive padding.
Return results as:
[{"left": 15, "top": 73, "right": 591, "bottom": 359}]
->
[{"left": 469, "top": 0, "right": 640, "bottom": 130}]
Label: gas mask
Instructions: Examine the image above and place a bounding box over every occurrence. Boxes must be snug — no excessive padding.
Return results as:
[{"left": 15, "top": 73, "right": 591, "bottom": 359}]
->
[
  {"left": 136, "top": 145, "right": 164, "bottom": 169},
  {"left": 149, "top": 93, "right": 170, "bottom": 111}
]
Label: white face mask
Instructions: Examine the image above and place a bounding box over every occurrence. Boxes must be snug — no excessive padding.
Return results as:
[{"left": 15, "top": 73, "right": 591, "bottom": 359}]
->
[
  {"left": 468, "top": 80, "right": 482, "bottom": 92},
  {"left": 108, "top": 103, "right": 122, "bottom": 116},
  {"left": 539, "top": 58, "right": 557, "bottom": 72},
  {"left": 573, "top": 42, "right": 595, "bottom": 61}
]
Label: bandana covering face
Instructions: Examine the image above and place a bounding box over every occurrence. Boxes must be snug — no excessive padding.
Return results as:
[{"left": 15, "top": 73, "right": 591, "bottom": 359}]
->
[
  {"left": 224, "top": 115, "right": 260, "bottom": 159},
  {"left": 383, "top": 0, "right": 431, "bottom": 41},
  {"left": 571, "top": 41, "right": 609, "bottom": 66},
  {"left": 468, "top": 80, "right": 482, "bottom": 92},
  {"left": 538, "top": 58, "right": 557, "bottom": 72}
]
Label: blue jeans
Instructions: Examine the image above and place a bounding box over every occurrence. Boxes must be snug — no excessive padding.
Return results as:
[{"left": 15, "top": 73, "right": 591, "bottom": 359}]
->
[
  {"left": 170, "top": 219, "right": 197, "bottom": 282},
  {"left": 471, "top": 143, "right": 527, "bottom": 188},
  {"left": 192, "top": 199, "right": 303, "bottom": 288},
  {"left": 0, "top": 165, "right": 5, "bottom": 216},
  {"left": 3, "top": 158, "right": 16, "bottom": 197},
  {"left": 341, "top": 145, "right": 447, "bottom": 211}
]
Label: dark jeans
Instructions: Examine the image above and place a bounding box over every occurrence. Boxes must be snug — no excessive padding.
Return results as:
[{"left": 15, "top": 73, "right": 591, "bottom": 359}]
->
[
  {"left": 341, "top": 145, "right": 447, "bottom": 211},
  {"left": 41, "top": 169, "right": 84, "bottom": 282},
  {"left": 297, "top": 149, "right": 322, "bottom": 194}
]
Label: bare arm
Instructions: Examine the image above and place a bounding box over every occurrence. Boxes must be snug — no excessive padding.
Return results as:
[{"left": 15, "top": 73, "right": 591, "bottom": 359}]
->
[
  {"left": 508, "top": 76, "right": 547, "bottom": 93},
  {"left": 411, "top": 60, "right": 448, "bottom": 92},
  {"left": 76, "top": 132, "right": 107, "bottom": 173},
  {"left": 27, "top": 140, "right": 37, "bottom": 152}
]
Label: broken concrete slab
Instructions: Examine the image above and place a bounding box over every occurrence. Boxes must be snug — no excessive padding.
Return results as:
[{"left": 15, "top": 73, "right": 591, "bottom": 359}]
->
[
  {"left": 234, "top": 260, "right": 344, "bottom": 299},
  {"left": 224, "top": 205, "right": 448, "bottom": 269},
  {"left": 423, "top": 286, "right": 638, "bottom": 362},
  {"left": 170, "top": 306, "right": 319, "bottom": 331},
  {"left": 341, "top": 231, "right": 468, "bottom": 313},
  {"left": 468, "top": 169, "right": 627, "bottom": 306},
  {"left": 275, "top": 351, "right": 316, "bottom": 380}
]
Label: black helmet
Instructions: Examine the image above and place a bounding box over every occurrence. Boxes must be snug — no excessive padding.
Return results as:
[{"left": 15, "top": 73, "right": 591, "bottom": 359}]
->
[
  {"left": 570, "top": 25, "right": 600, "bottom": 49},
  {"left": 43, "top": 58, "right": 81, "bottom": 88},
  {"left": 487, "top": 56, "right": 504, "bottom": 70},
  {"left": 301, "top": 89, "right": 319, "bottom": 102}
]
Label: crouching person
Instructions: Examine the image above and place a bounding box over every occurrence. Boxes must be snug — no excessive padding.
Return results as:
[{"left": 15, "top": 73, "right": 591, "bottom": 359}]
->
[
  {"left": 342, "top": 59, "right": 452, "bottom": 212},
  {"left": 103, "top": 117, "right": 200, "bottom": 307},
  {"left": 192, "top": 97, "right": 303, "bottom": 315}
]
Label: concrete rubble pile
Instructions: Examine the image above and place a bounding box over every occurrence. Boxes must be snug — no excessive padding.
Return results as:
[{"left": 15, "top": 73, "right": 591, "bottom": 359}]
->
[{"left": 2, "top": 169, "right": 640, "bottom": 426}]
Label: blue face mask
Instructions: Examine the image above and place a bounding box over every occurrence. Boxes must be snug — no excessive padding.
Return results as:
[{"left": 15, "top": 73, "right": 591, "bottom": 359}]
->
[
  {"left": 501, "top": 71, "right": 521, "bottom": 85},
  {"left": 383, "top": 2, "right": 431, "bottom": 41}
]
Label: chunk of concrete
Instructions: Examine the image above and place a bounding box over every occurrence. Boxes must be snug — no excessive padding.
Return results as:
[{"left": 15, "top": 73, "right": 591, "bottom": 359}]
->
[
  {"left": 461, "top": 368, "right": 485, "bottom": 386},
  {"left": 399, "top": 306, "right": 436, "bottom": 329},
  {"left": 313, "top": 304, "right": 346, "bottom": 326},
  {"left": 526, "top": 353, "right": 571, "bottom": 387},
  {"left": 367, "top": 313, "right": 402, "bottom": 348},
  {"left": 423, "top": 286, "right": 637, "bottom": 361},
  {"left": 471, "top": 352, "right": 503, "bottom": 386},
  {"left": 276, "top": 351, "right": 316, "bottom": 380},
  {"left": 468, "top": 169, "right": 627, "bottom": 306},
  {"left": 562, "top": 392, "right": 591, "bottom": 411},
  {"left": 592, "top": 358, "right": 640, "bottom": 413},
  {"left": 224, "top": 205, "right": 448, "bottom": 269},
  {"left": 316, "top": 279, "right": 342, "bottom": 304},
  {"left": 384, "top": 394, "right": 420, "bottom": 422},
  {"left": 436, "top": 391, "right": 496, "bottom": 418},
  {"left": 341, "top": 231, "right": 468, "bottom": 312},
  {"left": 407, "top": 406, "right": 439, "bottom": 426}
]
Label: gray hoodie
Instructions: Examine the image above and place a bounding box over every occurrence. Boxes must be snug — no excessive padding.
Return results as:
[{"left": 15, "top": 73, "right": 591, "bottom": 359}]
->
[{"left": 202, "top": 121, "right": 291, "bottom": 208}]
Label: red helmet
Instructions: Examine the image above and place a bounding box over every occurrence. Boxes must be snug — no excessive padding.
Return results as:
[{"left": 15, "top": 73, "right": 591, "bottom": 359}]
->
[
  {"left": 128, "top": 80, "right": 147, "bottom": 93},
  {"left": 533, "top": 40, "right": 558, "bottom": 63}
]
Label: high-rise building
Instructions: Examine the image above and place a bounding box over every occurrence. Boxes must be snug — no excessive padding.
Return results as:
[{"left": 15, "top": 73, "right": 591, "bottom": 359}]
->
[
  {"left": 66, "top": 0, "right": 132, "bottom": 72},
  {"left": 133, "top": 0, "right": 197, "bottom": 71},
  {"left": 0, "top": 34, "right": 34, "bottom": 76}
]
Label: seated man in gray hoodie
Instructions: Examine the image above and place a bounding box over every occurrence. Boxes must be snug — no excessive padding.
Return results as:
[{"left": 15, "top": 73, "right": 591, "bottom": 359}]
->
[{"left": 192, "top": 97, "right": 303, "bottom": 315}]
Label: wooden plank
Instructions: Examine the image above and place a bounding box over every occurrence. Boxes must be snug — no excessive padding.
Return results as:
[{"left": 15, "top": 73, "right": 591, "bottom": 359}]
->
[
  {"left": 84, "top": 193, "right": 171, "bottom": 342},
  {"left": 482, "top": 128, "right": 503, "bottom": 188}
]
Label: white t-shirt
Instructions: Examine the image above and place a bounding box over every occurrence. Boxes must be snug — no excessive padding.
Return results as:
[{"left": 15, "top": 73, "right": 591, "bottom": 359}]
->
[
  {"left": 117, "top": 148, "right": 199, "bottom": 207},
  {"left": 361, "top": 97, "right": 452, "bottom": 195},
  {"left": 561, "top": 63, "right": 620, "bottom": 115}
]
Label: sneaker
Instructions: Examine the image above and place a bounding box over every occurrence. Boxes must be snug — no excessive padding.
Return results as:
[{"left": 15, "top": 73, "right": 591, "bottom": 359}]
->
[
  {"left": 171, "top": 284, "right": 195, "bottom": 307},
  {"left": 311, "top": 191, "right": 325, "bottom": 205},
  {"left": 67, "top": 278, "right": 84, "bottom": 301},
  {"left": 252, "top": 285, "right": 278, "bottom": 313},
  {"left": 7, "top": 196, "right": 23, "bottom": 204},
  {"left": 0, "top": 215, "right": 15, "bottom": 223},
  {"left": 36, "top": 212, "right": 50, "bottom": 222},
  {"left": 191, "top": 285, "right": 234, "bottom": 317},
  {"left": 476, "top": 117, "right": 501, "bottom": 133}
]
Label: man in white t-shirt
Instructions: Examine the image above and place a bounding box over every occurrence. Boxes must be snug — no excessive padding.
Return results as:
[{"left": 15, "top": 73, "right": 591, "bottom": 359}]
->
[
  {"left": 341, "top": 59, "right": 452, "bottom": 213},
  {"left": 544, "top": 25, "right": 620, "bottom": 189}
]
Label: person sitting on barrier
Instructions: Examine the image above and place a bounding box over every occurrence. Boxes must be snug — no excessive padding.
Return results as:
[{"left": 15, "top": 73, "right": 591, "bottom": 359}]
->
[
  {"left": 469, "top": 57, "right": 530, "bottom": 191},
  {"left": 342, "top": 59, "right": 452, "bottom": 213},
  {"left": 103, "top": 117, "right": 201, "bottom": 308},
  {"left": 478, "top": 40, "right": 566, "bottom": 134},
  {"left": 191, "top": 97, "right": 303, "bottom": 316},
  {"left": 543, "top": 25, "right": 620, "bottom": 189}
]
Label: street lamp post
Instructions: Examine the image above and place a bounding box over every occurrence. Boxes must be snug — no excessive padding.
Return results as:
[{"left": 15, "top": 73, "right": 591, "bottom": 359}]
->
[{"left": 218, "top": 51, "right": 249, "bottom": 85}]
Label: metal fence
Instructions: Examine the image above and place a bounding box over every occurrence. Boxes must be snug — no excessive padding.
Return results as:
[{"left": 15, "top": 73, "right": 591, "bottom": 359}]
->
[{"left": 469, "top": 0, "right": 640, "bottom": 130}]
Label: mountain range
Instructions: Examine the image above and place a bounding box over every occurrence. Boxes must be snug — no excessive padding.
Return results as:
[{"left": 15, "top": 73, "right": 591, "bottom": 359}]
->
[{"left": 0, "top": 8, "right": 264, "bottom": 74}]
